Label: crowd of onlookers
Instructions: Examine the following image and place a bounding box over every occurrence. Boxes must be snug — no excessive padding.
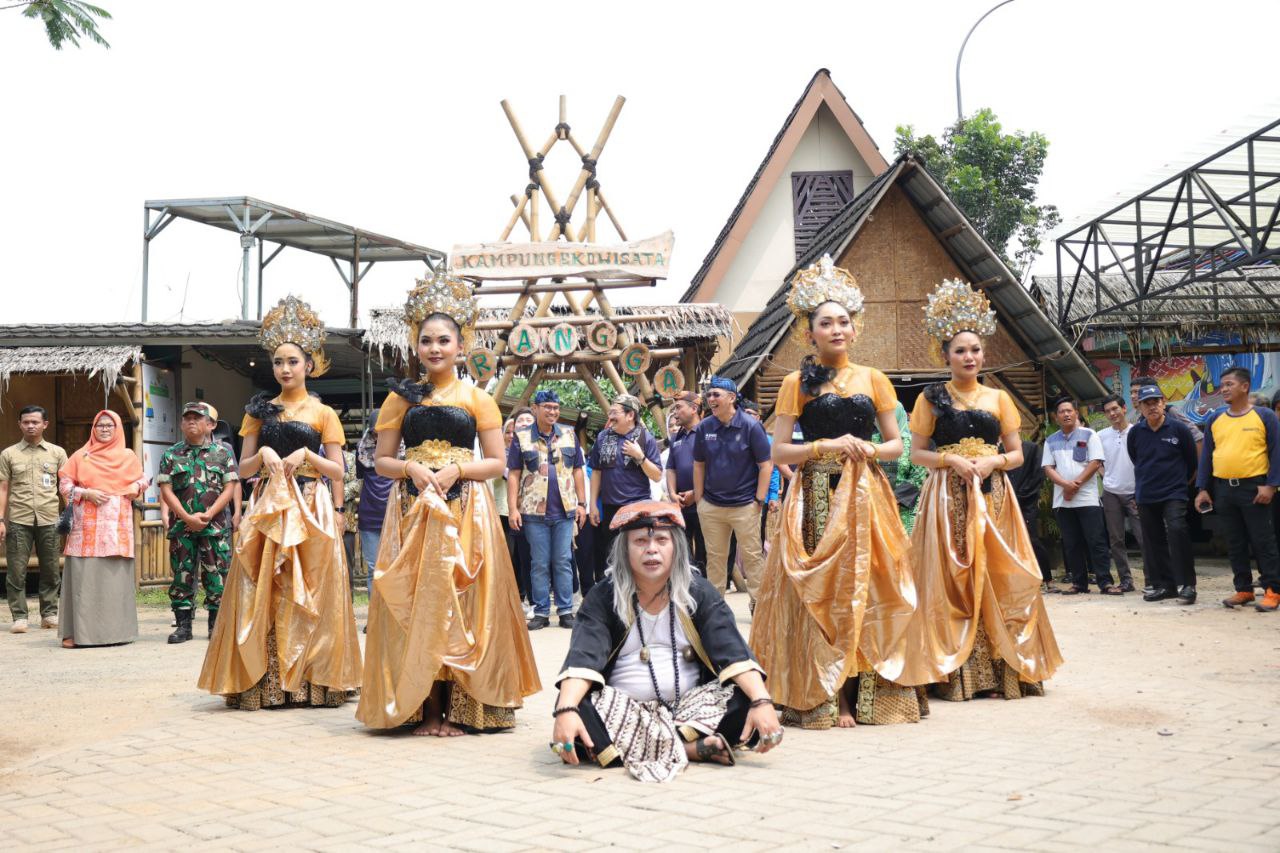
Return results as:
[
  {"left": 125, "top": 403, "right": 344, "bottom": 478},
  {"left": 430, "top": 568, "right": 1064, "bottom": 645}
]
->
[
  {"left": 8, "top": 366, "right": 1280, "bottom": 644},
  {"left": 1028, "top": 370, "right": 1280, "bottom": 611}
]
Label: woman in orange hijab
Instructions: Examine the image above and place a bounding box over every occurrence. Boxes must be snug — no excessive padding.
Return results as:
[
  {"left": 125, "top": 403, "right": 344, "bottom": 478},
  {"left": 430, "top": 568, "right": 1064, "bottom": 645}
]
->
[{"left": 58, "top": 410, "right": 148, "bottom": 648}]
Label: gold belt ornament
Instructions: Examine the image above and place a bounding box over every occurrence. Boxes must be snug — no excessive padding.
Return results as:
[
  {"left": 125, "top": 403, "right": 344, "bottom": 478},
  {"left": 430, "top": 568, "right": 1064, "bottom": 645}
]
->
[
  {"left": 937, "top": 437, "right": 998, "bottom": 459},
  {"left": 802, "top": 455, "right": 846, "bottom": 476},
  {"left": 406, "top": 440, "right": 473, "bottom": 470},
  {"left": 294, "top": 461, "right": 321, "bottom": 479}
]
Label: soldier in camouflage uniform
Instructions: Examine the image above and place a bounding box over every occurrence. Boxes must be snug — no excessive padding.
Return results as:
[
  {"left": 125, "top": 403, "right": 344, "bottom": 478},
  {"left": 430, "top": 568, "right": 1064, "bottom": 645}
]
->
[{"left": 158, "top": 402, "right": 238, "bottom": 644}]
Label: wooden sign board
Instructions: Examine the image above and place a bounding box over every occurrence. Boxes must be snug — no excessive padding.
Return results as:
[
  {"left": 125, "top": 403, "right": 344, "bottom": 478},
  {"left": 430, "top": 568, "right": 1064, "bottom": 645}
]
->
[
  {"left": 509, "top": 323, "right": 542, "bottom": 358},
  {"left": 466, "top": 348, "right": 499, "bottom": 383},
  {"left": 653, "top": 363, "right": 684, "bottom": 397},
  {"left": 620, "top": 343, "right": 651, "bottom": 376},
  {"left": 451, "top": 231, "right": 674, "bottom": 280},
  {"left": 586, "top": 321, "right": 617, "bottom": 353},
  {"left": 548, "top": 323, "right": 579, "bottom": 357}
]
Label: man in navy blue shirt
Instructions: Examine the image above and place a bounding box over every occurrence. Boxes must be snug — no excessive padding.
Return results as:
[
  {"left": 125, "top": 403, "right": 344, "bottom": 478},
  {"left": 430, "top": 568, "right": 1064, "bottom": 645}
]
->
[
  {"left": 664, "top": 391, "right": 705, "bottom": 574},
  {"left": 1127, "top": 383, "right": 1199, "bottom": 604},
  {"left": 693, "top": 376, "right": 773, "bottom": 605}
]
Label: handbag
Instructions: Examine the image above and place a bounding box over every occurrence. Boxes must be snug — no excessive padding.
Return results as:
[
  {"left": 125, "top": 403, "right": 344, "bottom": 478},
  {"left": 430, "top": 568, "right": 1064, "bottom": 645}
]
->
[{"left": 56, "top": 502, "right": 75, "bottom": 536}]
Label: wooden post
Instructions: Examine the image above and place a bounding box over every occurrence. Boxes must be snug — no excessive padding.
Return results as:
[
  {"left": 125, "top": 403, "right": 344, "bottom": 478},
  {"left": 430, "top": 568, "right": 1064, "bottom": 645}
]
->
[
  {"left": 500, "top": 99, "right": 578, "bottom": 242},
  {"left": 577, "top": 363, "right": 612, "bottom": 412},
  {"left": 132, "top": 359, "right": 144, "bottom": 456},
  {"left": 517, "top": 367, "right": 546, "bottom": 409}
]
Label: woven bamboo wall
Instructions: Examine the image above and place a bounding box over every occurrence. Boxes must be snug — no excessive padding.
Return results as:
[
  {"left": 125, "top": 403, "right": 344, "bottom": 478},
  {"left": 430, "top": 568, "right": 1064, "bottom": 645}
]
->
[{"left": 829, "top": 185, "right": 1027, "bottom": 371}]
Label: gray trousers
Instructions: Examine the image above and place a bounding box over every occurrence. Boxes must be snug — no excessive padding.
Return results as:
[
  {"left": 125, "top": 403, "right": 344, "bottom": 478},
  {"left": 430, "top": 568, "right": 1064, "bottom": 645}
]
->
[{"left": 1101, "top": 490, "right": 1142, "bottom": 585}]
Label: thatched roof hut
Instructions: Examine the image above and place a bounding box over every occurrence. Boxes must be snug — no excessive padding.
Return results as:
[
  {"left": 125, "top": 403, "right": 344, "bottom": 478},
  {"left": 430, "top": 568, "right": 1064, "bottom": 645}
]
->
[
  {"left": 0, "top": 345, "right": 141, "bottom": 391},
  {"left": 362, "top": 302, "right": 736, "bottom": 389}
]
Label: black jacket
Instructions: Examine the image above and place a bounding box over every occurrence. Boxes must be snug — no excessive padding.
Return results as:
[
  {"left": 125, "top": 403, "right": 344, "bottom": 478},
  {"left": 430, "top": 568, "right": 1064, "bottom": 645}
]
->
[{"left": 556, "top": 574, "right": 763, "bottom": 688}]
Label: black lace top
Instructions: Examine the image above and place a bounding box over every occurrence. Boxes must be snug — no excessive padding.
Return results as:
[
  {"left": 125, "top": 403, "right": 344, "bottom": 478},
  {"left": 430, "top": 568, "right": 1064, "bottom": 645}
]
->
[
  {"left": 924, "top": 384, "right": 1003, "bottom": 448},
  {"left": 386, "top": 380, "right": 478, "bottom": 501},
  {"left": 798, "top": 393, "right": 878, "bottom": 442},
  {"left": 245, "top": 393, "right": 323, "bottom": 467},
  {"left": 388, "top": 380, "right": 478, "bottom": 452}
]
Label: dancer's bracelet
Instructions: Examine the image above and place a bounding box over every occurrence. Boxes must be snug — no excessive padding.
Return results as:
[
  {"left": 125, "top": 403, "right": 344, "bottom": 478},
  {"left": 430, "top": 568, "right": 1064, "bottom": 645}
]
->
[{"left": 938, "top": 452, "right": 949, "bottom": 470}]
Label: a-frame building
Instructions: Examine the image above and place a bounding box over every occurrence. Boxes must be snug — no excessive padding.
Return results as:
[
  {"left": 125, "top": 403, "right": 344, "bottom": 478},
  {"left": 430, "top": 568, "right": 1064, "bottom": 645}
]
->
[
  {"left": 681, "top": 69, "right": 889, "bottom": 341},
  {"left": 716, "top": 155, "right": 1107, "bottom": 423}
]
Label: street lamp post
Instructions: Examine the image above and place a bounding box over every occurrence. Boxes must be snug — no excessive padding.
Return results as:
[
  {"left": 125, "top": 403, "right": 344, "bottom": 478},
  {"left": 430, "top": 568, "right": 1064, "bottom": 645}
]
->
[{"left": 955, "top": 0, "right": 1017, "bottom": 122}]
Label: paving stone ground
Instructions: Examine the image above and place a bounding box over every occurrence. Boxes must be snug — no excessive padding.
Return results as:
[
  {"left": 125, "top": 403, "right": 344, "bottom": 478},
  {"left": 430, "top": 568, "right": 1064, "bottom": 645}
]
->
[{"left": 2, "top": 558, "right": 1279, "bottom": 851}]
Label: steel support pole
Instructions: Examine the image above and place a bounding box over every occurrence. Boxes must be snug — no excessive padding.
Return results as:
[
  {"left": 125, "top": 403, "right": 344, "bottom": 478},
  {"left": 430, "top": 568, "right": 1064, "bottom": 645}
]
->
[
  {"left": 141, "top": 207, "right": 151, "bottom": 322},
  {"left": 257, "top": 238, "right": 264, "bottom": 321},
  {"left": 240, "top": 202, "right": 252, "bottom": 321}
]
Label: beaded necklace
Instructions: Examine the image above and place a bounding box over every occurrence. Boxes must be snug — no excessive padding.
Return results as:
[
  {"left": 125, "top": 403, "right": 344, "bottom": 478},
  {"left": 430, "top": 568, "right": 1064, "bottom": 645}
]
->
[{"left": 632, "top": 587, "right": 680, "bottom": 711}]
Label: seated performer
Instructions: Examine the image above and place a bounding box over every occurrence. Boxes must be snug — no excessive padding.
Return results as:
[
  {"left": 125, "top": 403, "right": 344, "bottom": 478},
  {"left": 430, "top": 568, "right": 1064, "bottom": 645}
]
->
[{"left": 551, "top": 501, "right": 783, "bottom": 783}]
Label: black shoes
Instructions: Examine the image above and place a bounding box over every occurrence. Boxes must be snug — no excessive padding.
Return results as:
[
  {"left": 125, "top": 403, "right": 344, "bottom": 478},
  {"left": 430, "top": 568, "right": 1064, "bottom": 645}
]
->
[
  {"left": 559, "top": 613, "right": 575, "bottom": 629},
  {"left": 527, "top": 615, "right": 550, "bottom": 630},
  {"left": 1143, "top": 588, "right": 1178, "bottom": 602},
  {"left": 167, "top": 610, "right": 193, "bottom": 644},
  {"left": 207, "top": 609, "right": 218, "bottom": 637},
  {"left": 1176, "top": 585, "right": 1197, "bottom": 605}
]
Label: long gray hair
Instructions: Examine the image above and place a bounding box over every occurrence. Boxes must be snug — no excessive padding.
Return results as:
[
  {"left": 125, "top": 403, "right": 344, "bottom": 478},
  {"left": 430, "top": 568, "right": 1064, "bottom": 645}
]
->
[{"left": 607, "top": 527, "right": 698, "bottom": 625}]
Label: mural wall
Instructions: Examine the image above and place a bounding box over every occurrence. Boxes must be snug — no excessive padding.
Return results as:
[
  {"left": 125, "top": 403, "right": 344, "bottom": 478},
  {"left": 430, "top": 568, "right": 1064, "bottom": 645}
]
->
[{"left": 1091, "top": 335, "right": 1280, "bottom": 423}]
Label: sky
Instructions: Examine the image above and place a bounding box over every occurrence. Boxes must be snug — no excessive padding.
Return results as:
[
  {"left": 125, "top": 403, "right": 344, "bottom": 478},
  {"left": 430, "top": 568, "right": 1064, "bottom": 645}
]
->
[{"left": 3, "top": 0, "right": 1278, "bottom": 328}]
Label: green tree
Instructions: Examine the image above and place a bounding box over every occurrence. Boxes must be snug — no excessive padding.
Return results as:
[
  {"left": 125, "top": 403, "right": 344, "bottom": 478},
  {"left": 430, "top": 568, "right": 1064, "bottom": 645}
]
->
[
  {"left": 895, "top": 108, "right": 1060, "bottom": 275},
  {"left": 6, "top": 0, "right": 111, "bottom": 50}
]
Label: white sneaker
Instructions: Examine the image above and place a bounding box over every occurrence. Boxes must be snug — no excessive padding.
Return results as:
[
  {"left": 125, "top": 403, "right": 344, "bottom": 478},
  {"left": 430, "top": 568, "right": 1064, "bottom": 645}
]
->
[
  {"left": 41, "top": 616, "right": 57, "bottom": 629},
  {"left": 10, "top": 619, "right": 28, "bottom": 634}
]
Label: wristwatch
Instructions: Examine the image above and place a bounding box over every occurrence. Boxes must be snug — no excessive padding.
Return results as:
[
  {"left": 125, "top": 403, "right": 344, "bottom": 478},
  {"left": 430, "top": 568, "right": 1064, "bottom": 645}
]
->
[{"left": 334, "top": 506, "right": 347, "bottom": 514}]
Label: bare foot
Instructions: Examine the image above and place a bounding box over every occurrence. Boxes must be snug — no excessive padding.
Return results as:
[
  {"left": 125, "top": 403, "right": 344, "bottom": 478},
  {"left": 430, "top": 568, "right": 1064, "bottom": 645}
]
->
[
  {"left": 837, "top": 686, "right": 857, "bottom": 728},
  {"left": 61, "top": 638, "right": 75, "bottom": 649},
  {"left": 411, "top": 716, "right": 442, "bottom": 736},
  {"left": 436, "top": 719, "right": 466, "bottom": 737}
]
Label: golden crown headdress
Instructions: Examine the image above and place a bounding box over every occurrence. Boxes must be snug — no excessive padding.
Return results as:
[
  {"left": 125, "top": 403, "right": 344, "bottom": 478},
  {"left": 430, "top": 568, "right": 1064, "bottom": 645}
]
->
[
  {"left": 404, "top": 269, "right": 479, "bottom": 344},
  {"left": 923, "top": 278, "right": 997, "bottom": 364},
  {"left": 259, "top": 295, "right": 330, "bottom": 376},
  {"left": 787, "top": 254, "right": 865, "bottom": 321}
]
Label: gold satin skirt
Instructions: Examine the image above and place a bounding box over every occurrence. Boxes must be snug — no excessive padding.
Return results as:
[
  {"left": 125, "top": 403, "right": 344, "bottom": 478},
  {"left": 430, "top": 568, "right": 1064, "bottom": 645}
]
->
[
  {"left": 750, "top": 455, "right": 918, "bottom": 721},
  {"left": 895, "top": 461, "right": 1063, "bottom": 689},
  {"left": 198, "top": 476, "right": 362, "bottom": 701},
  {"left": 356, "top": 478, "right": 541, "bottom": 730}
]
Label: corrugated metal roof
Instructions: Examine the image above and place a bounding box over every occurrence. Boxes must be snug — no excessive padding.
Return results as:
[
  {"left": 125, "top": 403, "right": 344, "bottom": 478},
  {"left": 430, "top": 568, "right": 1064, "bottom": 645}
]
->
[
  {"left": 145, "top": 197, "right": 446, "bottom": 264},
  {"left": 0, "top": 321, "right": 361, "bottom": 347}
]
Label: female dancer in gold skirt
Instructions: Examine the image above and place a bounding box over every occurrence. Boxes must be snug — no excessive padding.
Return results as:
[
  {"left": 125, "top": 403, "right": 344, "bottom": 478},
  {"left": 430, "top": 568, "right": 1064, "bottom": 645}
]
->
[
  {"left": 356, "top": 272, "right": 540, "bottom": 735},
  {"left": 199, "top": 296, "right": 362, "bottom": 709},
  {"left": 897, "top": 279, "right": 1062, "bottom": 699},
  {"left": 750, "top": 256, "right": 921, "bottom": 728}
]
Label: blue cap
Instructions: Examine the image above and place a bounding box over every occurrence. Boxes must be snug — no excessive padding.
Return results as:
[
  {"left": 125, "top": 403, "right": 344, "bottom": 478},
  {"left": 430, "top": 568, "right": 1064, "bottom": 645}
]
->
[
  {"left": 533, "top": 389, "right": 561, "bottom": 405},
  {"left": 708, "top": 376, "right": 738, "bottom": 396},
  {"left": 1136, "top": 383, "right": 1164, "bottom": 402}
]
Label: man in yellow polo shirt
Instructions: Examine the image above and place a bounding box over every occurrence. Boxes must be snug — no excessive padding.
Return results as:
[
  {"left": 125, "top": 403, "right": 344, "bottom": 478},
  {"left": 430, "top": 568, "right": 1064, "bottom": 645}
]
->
[{"left": 1194, "top": 366, "right": 1280, "bottom": 611}]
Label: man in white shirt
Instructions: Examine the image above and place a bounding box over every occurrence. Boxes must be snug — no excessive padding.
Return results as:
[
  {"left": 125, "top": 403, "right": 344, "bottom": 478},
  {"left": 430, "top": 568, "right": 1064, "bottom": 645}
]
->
[
  {"left": 1098, "top": 395, "right": 1142, "bottom": 593},
  {"left": 1043, "top": 397, "right": 1118, "bottom": 594}
]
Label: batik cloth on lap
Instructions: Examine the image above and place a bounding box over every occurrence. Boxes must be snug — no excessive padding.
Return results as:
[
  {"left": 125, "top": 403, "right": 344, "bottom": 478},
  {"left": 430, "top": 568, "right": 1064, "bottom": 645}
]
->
[{"left": 592, "top": 681, "right": 734, "bottom": 783}]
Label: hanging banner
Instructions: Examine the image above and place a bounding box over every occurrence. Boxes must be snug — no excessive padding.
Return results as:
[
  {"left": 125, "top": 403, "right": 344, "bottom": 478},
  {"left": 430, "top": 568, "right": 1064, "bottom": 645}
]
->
[{"left": 450, "top": 231, "right": 674, "bottom": 280}]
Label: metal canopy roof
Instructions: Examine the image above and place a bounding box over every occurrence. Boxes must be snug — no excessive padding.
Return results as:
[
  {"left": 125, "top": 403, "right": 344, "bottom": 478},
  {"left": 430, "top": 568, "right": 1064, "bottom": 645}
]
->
[
  {"left": 1050, "top": 118, "right": 1280, "bottom": 332},
  {"left": 142, "top": 197, "right": 447, "bottom": 327},
  {"left": 144, "top": 197, "right": 445, "bottom": 263}
]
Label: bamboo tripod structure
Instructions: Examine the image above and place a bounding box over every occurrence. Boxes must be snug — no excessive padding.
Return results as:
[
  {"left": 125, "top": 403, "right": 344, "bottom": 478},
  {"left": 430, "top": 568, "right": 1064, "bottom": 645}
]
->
[{"left": 480, "top": 95, "right": 669, "bottom": 432}]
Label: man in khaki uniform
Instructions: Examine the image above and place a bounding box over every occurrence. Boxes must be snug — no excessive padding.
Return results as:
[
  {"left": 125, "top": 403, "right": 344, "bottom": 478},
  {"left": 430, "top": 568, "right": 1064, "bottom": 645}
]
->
[{"left": 0, "top": 406, "right": 68, "bottom": 633}]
